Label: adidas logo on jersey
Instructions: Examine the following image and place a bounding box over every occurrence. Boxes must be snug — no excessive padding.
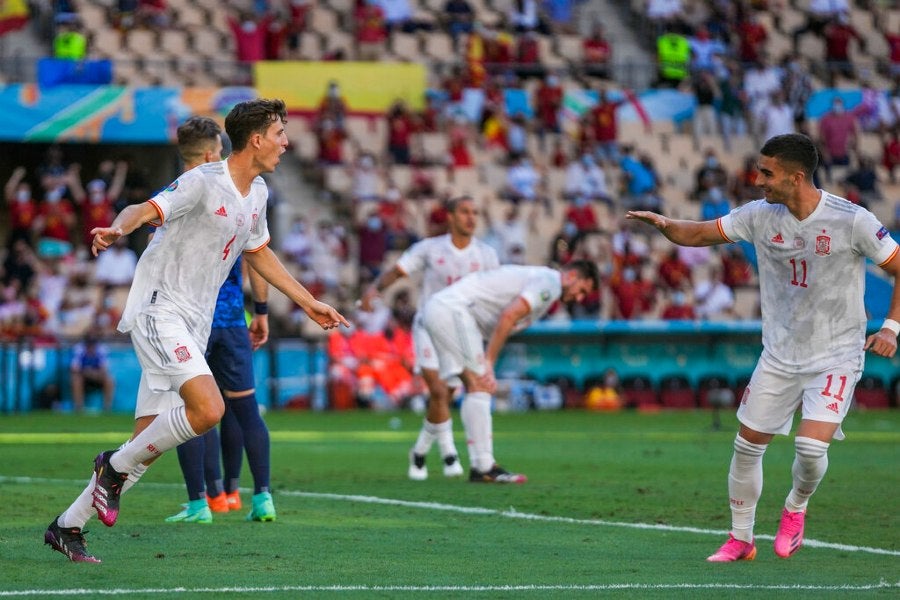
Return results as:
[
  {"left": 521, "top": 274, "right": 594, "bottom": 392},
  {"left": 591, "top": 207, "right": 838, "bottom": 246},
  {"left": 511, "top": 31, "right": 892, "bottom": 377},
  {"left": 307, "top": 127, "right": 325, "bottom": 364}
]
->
[
  {"left": 825, "top": 402, "right": 839, "bottom": 414},
  {"left": 771, "top": 233, "right": 784, "bottom": 244},
  {"left": 215, "top": 206, "right": 228, "bottom": 217}
]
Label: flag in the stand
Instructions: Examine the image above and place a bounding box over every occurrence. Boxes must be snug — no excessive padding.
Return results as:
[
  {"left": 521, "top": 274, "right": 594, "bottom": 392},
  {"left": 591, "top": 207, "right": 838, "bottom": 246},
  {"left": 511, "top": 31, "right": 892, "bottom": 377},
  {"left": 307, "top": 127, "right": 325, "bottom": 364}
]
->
[{"left": 0, "top": 0, "right": 29, "bottom": 36}]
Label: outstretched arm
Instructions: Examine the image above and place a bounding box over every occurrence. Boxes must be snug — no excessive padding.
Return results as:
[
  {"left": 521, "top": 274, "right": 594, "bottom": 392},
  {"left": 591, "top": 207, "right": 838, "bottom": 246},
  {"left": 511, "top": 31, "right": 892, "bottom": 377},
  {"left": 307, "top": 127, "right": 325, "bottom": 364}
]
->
[
  {"left": 360, "top": 264, "right": 406, "bottom": 311},
  {"left": 864, "top": 251, "right": 900, "bottom": 358},
  {"left": 625, "top": 211, "right": 728, "bottom": 247},
  {"left": 90, "top": 201, "right": 160, "bottom": 255},
  {"left": 243, "top": 246, "right": 349, "bottom": 331}
]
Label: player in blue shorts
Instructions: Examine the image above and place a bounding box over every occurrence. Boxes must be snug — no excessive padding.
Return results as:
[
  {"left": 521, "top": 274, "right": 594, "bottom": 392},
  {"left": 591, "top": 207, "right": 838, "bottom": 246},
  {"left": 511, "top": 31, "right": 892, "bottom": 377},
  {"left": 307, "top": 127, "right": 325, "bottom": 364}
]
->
[{"left": 163, "top": 117, "right": 276, "bottom": 524}]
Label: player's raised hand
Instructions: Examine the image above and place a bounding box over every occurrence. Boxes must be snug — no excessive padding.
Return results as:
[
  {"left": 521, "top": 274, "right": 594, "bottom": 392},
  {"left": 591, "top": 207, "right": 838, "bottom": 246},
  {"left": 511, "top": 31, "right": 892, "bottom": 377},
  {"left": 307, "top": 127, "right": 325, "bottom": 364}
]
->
[
  {"left": 304, "top": 299, "right": 351, "bottom": 330},
  {"left": 625, "top": 210, "right": 666, "bottom": 230},
  {"left": 90, "top": 226, "right": 123, "bottom": 256}
]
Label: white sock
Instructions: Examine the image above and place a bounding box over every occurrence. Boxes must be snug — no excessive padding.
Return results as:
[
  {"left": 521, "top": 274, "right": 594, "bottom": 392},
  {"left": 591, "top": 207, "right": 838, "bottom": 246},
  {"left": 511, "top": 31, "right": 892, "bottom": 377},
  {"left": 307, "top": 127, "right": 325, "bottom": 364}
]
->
[
  {"left": 461, "top": 392, "right": 493, "bottom": 472},
  {"left": 728, "top": 434, "right": 768, "bottom": 542},
  {"left": 122, "top": 463, "right": 149, "bottom": 494},
  {"left": 785, "top": 436, "right": 829, "bottom": 512},
  {"left": 436, "top": 418, "right": 458, "bottom": 458},
  {"left": 110, "top": 405, "right": 197, "bottom": 473},
  {"left": 412, "top": 419, "right": 438, "bottom": 456},
  {"left": 58, "top": 473, "right": 97, "bottom": 530}
]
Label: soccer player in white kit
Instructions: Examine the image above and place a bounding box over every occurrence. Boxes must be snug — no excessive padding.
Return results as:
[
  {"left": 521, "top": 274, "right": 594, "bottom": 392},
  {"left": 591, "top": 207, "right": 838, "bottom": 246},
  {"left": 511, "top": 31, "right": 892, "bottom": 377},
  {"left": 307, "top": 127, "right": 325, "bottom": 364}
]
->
[
  {"left": 627, "top": 133, "right": 900, "bottom": 562},
  {"left": 360, "top": 196, "right": 499, "bottom": 480},
  {"left": 421, "top": 261, "right": 599, "bottom": 482},
  {"left": 44, "top": 99, "right": 348, "bottom": 563}
]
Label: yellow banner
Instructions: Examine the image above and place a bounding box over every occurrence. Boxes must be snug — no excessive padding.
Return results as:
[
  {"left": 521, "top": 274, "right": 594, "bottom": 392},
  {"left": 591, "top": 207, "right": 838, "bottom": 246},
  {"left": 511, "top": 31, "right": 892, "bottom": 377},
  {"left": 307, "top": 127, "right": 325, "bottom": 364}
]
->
[{"left": 254, "top": 62, "right": 427, "bottom": 113}]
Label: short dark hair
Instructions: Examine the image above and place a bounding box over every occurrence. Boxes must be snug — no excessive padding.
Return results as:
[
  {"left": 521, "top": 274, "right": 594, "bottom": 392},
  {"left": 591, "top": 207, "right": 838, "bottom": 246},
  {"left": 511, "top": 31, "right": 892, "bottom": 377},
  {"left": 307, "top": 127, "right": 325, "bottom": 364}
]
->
[
  {"left": 176, "top": 116, "right": 221, "bottom": 163},
  {"left": 444, "top": 195, "right": 473, "bottom": 214},
  {"left": 760, "top": 133, "right": 818, "bottom": 179},
  {"left": 225, "top": 98, "right": 287, "bottom": 152},
  {"left": 565, "top": 259, "right": 600, "bottom": 292}
]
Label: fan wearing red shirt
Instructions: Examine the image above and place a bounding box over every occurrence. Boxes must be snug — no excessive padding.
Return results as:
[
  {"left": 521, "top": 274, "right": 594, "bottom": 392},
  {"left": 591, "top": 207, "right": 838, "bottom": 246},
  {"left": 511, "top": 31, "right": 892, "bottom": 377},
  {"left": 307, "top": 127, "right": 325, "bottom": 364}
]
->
[
  {"left": 564, "top": 197, "right": 598, "bottom": 232},
  {"left": 588, "top": 88, "right": 624, "bottom": 164},
  {"left": 582, "top": 24, "right": 611, "bottom": 79},
  {"left": 823, "top": 15, "right": 864, "bottom": 83},
  {"left": 34, "top": 188, "right": 76, "bottom": 246},
  {"left": 4, "top": 166, "right": 39, "bottom": 246},
  {"left": 535, "top": 74, "right": 563, "bottom": 139},
  {"left": 354, "top": 0, "right": 386, "bottom": 60},
  {"left": 736, "top": 12, "right": 767, "bottom": 64},
  {"left": 317, "top": 119, "right": 346, "bottom": 165},
  {"left": 657, "top": 248, "right": 692, "bottom": 290},
  {"left": 71, "top": 161, "right": 127, "bottom": 249},
  {"left": 386, "top": 100, "right": 417, "bottom": 165}
]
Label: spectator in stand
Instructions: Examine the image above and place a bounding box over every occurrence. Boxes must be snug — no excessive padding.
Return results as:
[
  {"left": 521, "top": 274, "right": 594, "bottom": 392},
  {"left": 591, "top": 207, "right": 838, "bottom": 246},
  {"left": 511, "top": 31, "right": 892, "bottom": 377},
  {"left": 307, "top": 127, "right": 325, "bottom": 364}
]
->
[
  {"left": 792, "top": 0, "right": 848, "bottom": 52},
  {"left": 2, "top": 239, "right": 37, "bottom": 294},
  {"left": 693, "top": 268, "right": 735, "bottom": 320},
  {"left": 386, "top": 100, "right": 417, "bottom": 165},
  {"left": 549, "top": 220, "right": 583, "bottom": 265},
  {"left": 660, "top": 289, "right": 695, "bottom": 320},
  {"left": 4, "top": 166, "right": 39, "bottom": 247},
  {"left": 484, "top": 195, "right": 537, "bottom": 264},
  {"left": 508, "top": 0, "right": 548, "bottom": 34},
  {"left": 286, "top": 0, "right": 311, "bottom": 57},
  {"left": 281, "top": 216, "right": 313, "bottom": 270},
  {"left": 721, "top": 245, "right": 753, "bottom": 289},
  {"left": 582, "top": 23, "right": 612, "bottom": 80},
  {"left": 852, "top": 81, "right": 882, "bottom": 134},
  {"left": 505, "top": 113, "right": 530, "bottom": 161},
  {"left": 691, "top": 70, "right": 721, "bottom": 147},
  {"left": 543, "top": 0, "right": 576, "bottom": 34},
  {"left": 136, "top": 0, "right": 170, "bottom": 30},
  {"left": 743, "top": 54, "right": 783, "bottom": 143},
  {"left": 693, "top": 148, "right": 729, "bottom": 200},
  {"left": 611, "top": 266, "right": 655, "bottom": 320},
  {"left": 646, "top": 0, "right": 685, "bottom": 38},
  {"left": 564, "top": 196, "right": 599, "bottom": 233},
  {"left": 760, "top": 91, "right": 795, "bottom": 142},
  {"left": 882, "top": 128, "right": 900, "bottom": 184},
  {"left": 515, "top": 30, "right": 544, "bottom": 80},
  {"left": 264, "top": 15, "right": 289, "bottom": 60},
  {"left": 358, "top": 209, "right": 389, "bottom": 284},
  {"left": 59, "top": 267, "right": 99, "bottom": 337},
  {"left": 448, "top": 115, "right": 474, "bottom": 168},
  {"left": 656, "top": 26, "right": 690, "bottom": 88},
  {"left": 823, "top": 12, "right": 864, "bottom": 85},
  {"left": 442, "top": 0, "right": 474, "bottom": 51},
  {"left": 37, "top": 145, "right": 74, "bottom": 199},
  {"left": 817, "top": 96, "right": 857, "bottom": 183},
  {"left": 586, "top": 87, "right": 625, "bottom": 166},
  {"left": 350, "top": 153, "right": 384, "bottom": 205},
  {"left": 309, "top": 220, "right": 346, "bottom": 294},
  {"left": 689, "top": 25, "right": 726, "bottom": 74},
  {"left": 877, "top": 18, "right": 900, "bottom": 80},
  {"left": 501, "top": 154, "right": 545, "bottom": 208},
  {"left": 315, "top": 118, "right": 346, "bottom": 166},
  {"left": 318, "top": 80, "right": 349, "bottom": 132},
  {"left": 71, "top": 163, "right": 127, "bottom": 249},
  {"left": 718, "top": 61, "right": 749, "bottom": 152},
  {"left": 53, "top": 15, "right": 87, "bottom": 60},
  {"left": 700, "top": 186, "right": 732, "bottom": 222},
  {"left": 228, "top": 11, "right": 272, "bottom": 63},
  {"left": 657, "top": 247, "right": 692, "bottom": 290},
  {"left": 783, "top": 55, "right": 813, "bottom": 132},
  {"left": 376, "top": 0, "right": 434, "bottom": 33},
  {"left": 93, "top": 236, "right": 137, "bottom": 290},
  {"left": 354, "top": 0, "right": 387, "bottom": 60},
  {"left": 843, "top": 155, "right": 881, "bottom": 206},
  {"left": 736, "top": 9, "right": 768, "bottom": 66},
  {"left": 563, "top": 152, "right": 610, "bottom": 205},
  {"left": 70, "top": 333, "right": 116, "bottom": 412},
  {"left": 34, "top": 186, "right": 77, "bottom": 258},
  {"left": 534, "top": 72, "right": 563, "bottom": 151},
  {"left": 619, "top": 145, "right": 659, "bottom": 211}
]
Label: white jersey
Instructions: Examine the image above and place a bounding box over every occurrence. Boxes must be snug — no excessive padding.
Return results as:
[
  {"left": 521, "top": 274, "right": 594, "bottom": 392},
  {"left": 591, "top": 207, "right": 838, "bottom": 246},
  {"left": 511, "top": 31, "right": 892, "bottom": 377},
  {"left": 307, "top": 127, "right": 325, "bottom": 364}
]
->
[
  {"left": 118, "top": 160, "right": 270, "bottom": 346},
  {"left": 395, "top": 234, "right": 499, "bottom": 311},
  {"left": 429, "top": 265, "right": 561, "bottom": 338},
  {"left": 720, "top": 192, "right": 898, "bottom": 372}
]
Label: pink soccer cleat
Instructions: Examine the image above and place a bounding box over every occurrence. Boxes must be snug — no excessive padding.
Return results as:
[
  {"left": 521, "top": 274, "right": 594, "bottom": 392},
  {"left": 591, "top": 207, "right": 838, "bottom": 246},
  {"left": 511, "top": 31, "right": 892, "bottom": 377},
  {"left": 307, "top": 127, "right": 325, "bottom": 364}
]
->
[
  {"left": 706, "top": 534, "right": 757, "bottom": 562},
  {"left": 774, "top": 508, "right": 805, "bottom": 558}
]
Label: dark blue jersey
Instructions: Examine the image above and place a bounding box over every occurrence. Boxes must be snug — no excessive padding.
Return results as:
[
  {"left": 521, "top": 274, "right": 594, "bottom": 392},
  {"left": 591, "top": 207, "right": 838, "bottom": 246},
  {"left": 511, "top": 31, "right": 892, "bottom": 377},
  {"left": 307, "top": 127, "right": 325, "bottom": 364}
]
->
[{"left": 212, "top": 255, "right": 247, "bottom": 329}]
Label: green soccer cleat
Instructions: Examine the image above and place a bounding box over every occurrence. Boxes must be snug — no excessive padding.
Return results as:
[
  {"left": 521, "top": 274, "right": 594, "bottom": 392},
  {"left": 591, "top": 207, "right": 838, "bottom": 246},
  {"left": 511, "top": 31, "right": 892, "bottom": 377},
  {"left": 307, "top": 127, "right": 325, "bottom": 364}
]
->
[
  {"left": 165, "top": 499, "right": 213, "bottom": 524},
  {"left": 246, "top": 491, "right": 277, "bottom": 522}
]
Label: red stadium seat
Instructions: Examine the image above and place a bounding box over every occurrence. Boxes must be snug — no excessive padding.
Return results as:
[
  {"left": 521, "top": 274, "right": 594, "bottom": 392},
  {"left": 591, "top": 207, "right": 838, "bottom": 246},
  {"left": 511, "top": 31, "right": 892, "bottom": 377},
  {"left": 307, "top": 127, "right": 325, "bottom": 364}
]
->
[{"left": 659, "top": 375, "right": 696, "bottom": 409}]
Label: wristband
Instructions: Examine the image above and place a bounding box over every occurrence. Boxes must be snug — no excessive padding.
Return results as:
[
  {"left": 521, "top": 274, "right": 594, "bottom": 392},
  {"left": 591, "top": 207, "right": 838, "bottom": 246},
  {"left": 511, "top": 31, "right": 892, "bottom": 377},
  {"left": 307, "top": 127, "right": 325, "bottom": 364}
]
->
[
  {"left": 254, "top": 301, "right": 269, "bottom": 315},
  {"left": 882, "top": 318, "right": 900, "bottom": 337}
]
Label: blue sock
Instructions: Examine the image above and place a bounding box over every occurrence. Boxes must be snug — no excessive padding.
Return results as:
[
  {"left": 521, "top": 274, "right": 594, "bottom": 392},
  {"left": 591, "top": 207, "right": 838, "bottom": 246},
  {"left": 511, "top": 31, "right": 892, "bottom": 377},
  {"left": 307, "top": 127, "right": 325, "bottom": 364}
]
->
[
  {"left": 202, "top": 427, "right": 224, "bottom": 497},
  {"left": 226, "top": 393, "right": 271, "bottom": 494},
  {"left": 220, "top": 399, "right": 244, "bottom": 493},
  {"left": 176, "top": 431, "right": 210, "bottom": 501}
]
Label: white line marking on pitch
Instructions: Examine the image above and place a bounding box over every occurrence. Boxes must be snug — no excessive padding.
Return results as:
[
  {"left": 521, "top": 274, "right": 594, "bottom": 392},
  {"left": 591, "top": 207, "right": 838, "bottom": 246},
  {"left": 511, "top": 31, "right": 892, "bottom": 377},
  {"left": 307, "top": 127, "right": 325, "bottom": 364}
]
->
[
  {"left": 4, "top": 475, "right": 899, "bottom": 557},
  {"left": 1, "top": 583, "right": 899, "bottom": 596}
]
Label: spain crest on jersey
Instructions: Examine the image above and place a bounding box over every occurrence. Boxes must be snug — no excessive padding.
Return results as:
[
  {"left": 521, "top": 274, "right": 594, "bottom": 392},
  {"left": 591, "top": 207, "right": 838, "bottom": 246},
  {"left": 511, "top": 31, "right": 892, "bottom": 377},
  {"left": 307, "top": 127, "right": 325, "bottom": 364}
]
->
[
  {"left": 815, "top": 234, "right": 831, "bottom": 256},
  {"left": 174, "top": 345, "right": 192, "bottom": 363}
]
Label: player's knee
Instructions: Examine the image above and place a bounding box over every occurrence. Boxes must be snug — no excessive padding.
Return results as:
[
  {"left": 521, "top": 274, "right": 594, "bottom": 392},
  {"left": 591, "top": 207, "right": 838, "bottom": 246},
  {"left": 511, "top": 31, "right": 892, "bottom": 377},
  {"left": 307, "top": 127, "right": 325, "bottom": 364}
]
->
[{"left": 794, "top": 436, "right": 829, "bottom": 460}]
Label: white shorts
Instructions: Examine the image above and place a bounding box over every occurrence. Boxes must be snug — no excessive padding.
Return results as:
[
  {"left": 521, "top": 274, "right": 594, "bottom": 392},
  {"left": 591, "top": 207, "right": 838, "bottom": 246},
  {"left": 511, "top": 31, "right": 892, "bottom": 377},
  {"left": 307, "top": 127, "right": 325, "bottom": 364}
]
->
[
  {"left": 130, "top": 314, "right": 212, "bottom": 418},
  {"left": 412, "top": 312, "right": 440, "bottom": 372},
  {"left": 737, "top": 353, "right": 862, "bottom": 441},
  {"left": 421, "top": 299, "right": 487, "bottom": 382}
]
